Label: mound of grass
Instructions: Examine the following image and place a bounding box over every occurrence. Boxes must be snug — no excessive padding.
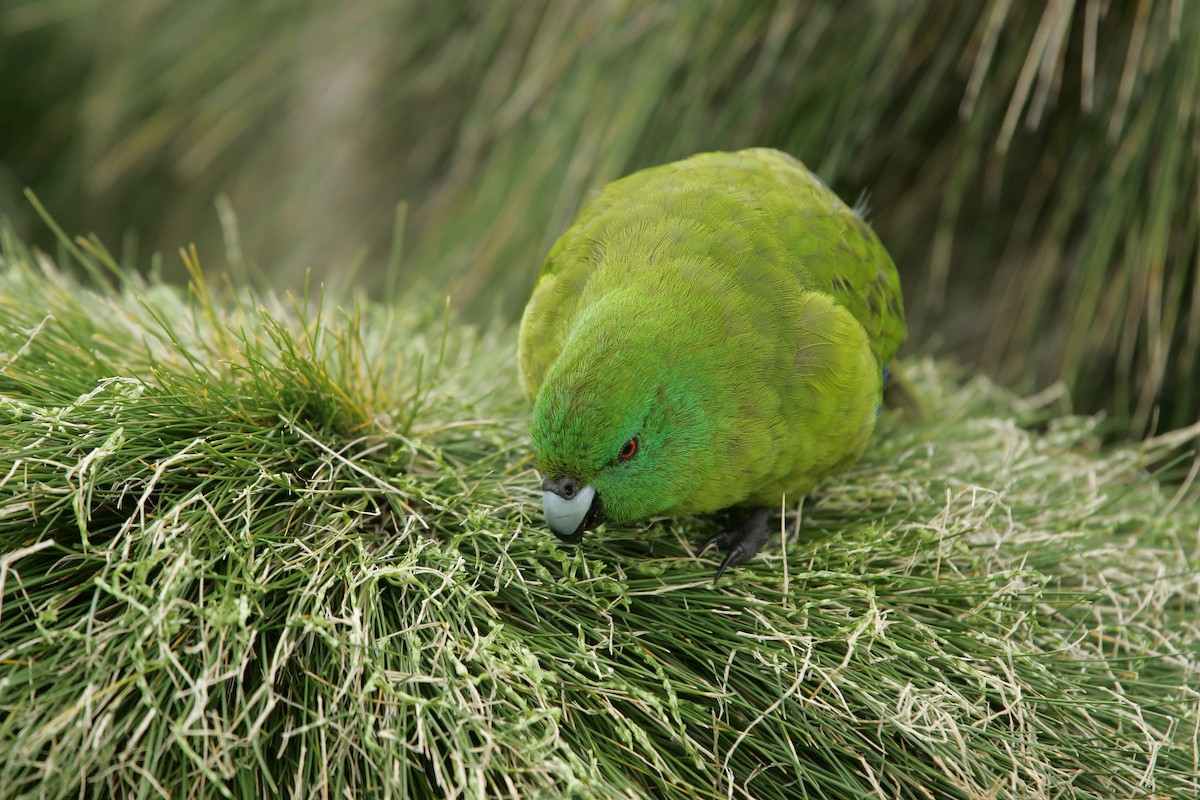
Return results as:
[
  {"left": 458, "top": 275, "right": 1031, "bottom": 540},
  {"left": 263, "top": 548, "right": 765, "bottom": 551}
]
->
[{"left": 1, "top": 233, "right": 1198, "bottom": 799}]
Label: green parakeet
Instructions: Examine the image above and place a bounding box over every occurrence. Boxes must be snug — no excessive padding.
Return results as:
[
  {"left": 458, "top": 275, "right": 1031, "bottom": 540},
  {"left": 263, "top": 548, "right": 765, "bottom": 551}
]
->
[{"left": 518, "top": 148, "right": 906, "bottom": 580}]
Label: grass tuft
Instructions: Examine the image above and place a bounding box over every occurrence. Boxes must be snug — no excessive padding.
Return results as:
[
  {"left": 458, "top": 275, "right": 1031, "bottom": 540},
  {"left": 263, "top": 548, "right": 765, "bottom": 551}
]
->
[{"left": 1, "top": 234, "right": 1198, "bottom": 798}]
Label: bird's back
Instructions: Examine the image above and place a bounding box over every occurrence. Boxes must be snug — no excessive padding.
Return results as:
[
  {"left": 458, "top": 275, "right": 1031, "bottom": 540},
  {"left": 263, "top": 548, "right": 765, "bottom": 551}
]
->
[{"left": 519, "top": 149, "right": 905, "bottom": 400}]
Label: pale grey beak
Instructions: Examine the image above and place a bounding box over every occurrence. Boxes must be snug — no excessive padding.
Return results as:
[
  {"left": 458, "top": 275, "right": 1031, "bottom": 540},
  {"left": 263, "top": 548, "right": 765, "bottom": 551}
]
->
[{"left": 541, "top": 479, "right": 597, "bottom": 543}]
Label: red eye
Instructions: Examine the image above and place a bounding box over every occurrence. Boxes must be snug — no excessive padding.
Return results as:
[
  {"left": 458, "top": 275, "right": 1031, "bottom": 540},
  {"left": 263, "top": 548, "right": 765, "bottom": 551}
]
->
[{"left": 618, "top": 437, "right": 639, "bottom": 461}]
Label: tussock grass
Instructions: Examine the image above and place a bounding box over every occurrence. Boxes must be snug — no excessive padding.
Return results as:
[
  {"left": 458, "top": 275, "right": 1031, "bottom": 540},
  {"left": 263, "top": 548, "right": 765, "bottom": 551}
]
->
[{"left": 1, "top": 234, "right": 1198, "bottom": 799}]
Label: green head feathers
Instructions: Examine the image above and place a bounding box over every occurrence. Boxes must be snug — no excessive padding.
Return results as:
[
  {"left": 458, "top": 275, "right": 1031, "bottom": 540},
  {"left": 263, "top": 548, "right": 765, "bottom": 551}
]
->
[{"left": 529, "top": 290, "right": 719, "bottom": 531}]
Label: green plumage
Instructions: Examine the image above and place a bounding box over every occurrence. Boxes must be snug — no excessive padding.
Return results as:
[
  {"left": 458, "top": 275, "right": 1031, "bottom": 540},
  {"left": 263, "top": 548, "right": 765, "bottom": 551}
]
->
[{"left": 519, "top": 148, "right": 905, "bottom": 544}]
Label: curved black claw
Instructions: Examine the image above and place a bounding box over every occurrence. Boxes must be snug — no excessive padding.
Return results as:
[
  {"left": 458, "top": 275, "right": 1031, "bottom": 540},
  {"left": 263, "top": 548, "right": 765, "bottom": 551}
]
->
[
  {"left": 698, "top": 528, "right": 738, "bottom": 556},
  {"left": 697, "top": 507, "right": 773, "bottom": 584}
]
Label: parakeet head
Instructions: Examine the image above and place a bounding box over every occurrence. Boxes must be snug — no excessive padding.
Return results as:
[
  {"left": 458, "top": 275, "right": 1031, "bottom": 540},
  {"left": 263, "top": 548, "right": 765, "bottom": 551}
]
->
[{"left": 529, "top": 294, "right": 717, "bottom": 542}]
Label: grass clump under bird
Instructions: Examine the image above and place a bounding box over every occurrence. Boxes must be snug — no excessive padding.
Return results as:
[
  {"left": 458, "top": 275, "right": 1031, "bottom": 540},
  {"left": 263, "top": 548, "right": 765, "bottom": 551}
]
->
[{"left": 1, "top": 232, "right": 1198, "bottom": 799}]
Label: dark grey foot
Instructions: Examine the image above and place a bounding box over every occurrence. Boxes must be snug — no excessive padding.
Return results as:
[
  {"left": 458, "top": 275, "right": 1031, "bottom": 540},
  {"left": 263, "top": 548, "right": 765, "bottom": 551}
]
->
[{"left": 697, "top": 507, "right": 773, "bottom": 583}]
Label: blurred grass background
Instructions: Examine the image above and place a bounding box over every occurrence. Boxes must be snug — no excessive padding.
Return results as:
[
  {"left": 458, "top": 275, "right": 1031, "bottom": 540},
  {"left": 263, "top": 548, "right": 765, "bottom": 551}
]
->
[{"left": 1, "top": 0, "right": 1197, "bottom": 434}]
